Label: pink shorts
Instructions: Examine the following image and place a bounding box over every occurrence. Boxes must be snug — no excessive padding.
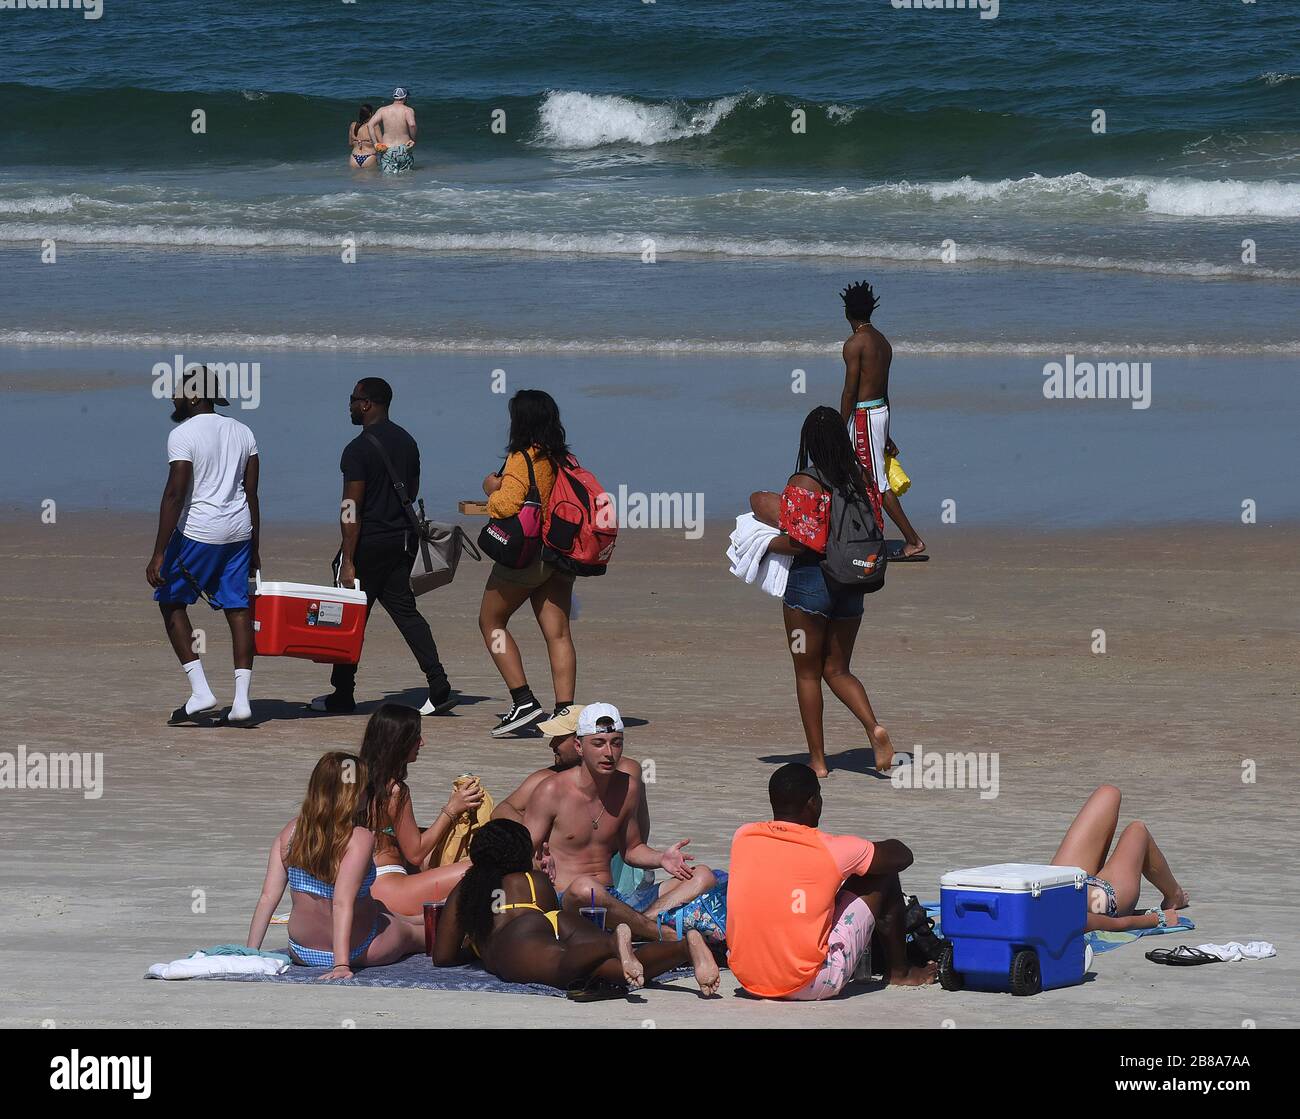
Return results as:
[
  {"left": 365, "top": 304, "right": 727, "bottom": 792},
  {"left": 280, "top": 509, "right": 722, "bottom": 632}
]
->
[{"left": 781, "top": 890, "right": 876, "bottom": 1001}]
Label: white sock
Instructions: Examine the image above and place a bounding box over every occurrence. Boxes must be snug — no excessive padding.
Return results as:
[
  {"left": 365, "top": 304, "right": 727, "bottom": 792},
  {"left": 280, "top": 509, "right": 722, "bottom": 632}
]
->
[
  {"left": 183, "top": 660, "right": 216, "bottom": 714},
  {"left": 231, "top": 668, "right": 253, "bottom": 720}
]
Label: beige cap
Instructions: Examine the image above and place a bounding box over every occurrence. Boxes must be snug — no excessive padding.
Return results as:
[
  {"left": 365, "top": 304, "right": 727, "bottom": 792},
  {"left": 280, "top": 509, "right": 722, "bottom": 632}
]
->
[{"left": 537, "top": 704, "right": 586, "bottom": 737}]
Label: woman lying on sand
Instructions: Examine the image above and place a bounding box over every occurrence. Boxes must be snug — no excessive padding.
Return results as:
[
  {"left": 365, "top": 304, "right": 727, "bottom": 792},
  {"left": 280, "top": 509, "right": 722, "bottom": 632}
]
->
[
  {"left": 359, "top": 704, "right": 485, "bottom": 916},
  {"left": 433, "top": 820, "right": 720, "bottom": 996},
  {"left": 751, "top": 405, "right": 897, "bottom": 778},
  {"left": 246, "top": 751, "right": 422, "bottom": 981},
  {"left": 1052, "top": 784, "right": 1191, "bottom": 932}
]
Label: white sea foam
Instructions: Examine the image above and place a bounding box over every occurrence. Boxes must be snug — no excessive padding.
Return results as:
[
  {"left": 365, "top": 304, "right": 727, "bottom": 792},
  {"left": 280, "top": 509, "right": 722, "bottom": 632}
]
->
[
  {"left": 3, "top": 220, "right": 1296, "bottom": 280},
  {"left": 535, "top": 90, "right": 741, "bottom": 148},
  {"left": 3, "top": 329, "right": 1296, "bottom": 358}
]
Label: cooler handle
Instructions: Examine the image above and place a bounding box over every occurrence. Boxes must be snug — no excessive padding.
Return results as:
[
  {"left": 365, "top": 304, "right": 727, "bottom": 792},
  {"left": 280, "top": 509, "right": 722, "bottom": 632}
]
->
[{"left": 955, "top": 899, "right": 998, "bottom": 919}]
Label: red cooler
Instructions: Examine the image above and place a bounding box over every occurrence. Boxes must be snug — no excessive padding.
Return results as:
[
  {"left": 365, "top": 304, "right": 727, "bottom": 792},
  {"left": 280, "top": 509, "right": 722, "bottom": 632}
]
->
[{"left": 252, "top": 572, "right": 368, "bottom": 664}]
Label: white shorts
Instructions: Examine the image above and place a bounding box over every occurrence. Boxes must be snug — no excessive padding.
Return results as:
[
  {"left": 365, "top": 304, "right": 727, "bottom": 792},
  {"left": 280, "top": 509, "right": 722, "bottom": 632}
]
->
[
  {"left": 849, "top": 402, "right": 891, "bottom": 494},
  {"left": 781, "top": 890, "right": 876, "bottom": 1002}
]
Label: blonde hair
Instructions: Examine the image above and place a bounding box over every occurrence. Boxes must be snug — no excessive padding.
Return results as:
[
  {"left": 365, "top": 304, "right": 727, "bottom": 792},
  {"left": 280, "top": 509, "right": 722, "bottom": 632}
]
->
[{"left": 286, "top": 752, "right": 367, "bottom": 883}]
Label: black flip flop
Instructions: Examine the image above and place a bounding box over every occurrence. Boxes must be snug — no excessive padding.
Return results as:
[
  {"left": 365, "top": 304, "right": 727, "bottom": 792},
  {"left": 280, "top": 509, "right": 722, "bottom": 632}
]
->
[
  {"left": 167, "top": 704, "right": 221, "bottom": 726},
  {"left": 888, "top": 547, "right": 930, "bottom": 562},
  {"left": 1145, "top": 946, "right": 1220, "bottom": 966},
  {"left": 566, "top": 979, "right": 630, "bottom": 1002}
]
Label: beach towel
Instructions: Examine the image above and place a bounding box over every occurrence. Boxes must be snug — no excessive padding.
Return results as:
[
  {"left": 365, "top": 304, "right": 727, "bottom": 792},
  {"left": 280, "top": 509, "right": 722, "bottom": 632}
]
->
[
  {"left": 146, "top": 954, "right": 692, "bottom": 997},
  {"left": 727, "top": 513, "right": 790, "bottom": 597},
  {"left": 147, "top": 949, "right": 291, "bottom": 980},
  {"left": 1194, "top": 940, "right": 1275, "bottom": 962},
  {"left": 921, "top": 902, "right": 1195, "bottom": 955}
]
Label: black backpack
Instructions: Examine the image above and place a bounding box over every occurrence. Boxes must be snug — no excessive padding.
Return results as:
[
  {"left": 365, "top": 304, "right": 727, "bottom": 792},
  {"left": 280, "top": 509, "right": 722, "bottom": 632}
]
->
[{"left": 810, "top": 466, "right": 887, "bottom": 594}]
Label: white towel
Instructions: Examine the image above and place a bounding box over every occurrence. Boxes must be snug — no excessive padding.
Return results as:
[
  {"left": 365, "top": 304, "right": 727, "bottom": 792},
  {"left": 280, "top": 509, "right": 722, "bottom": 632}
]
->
[
  {"left": 727, "top": 513, "right": 790, "bottom": 597},
  {"left": 1194, "top": 941, "right": 1276, "bottom": 962},
  {"left": 147, "top": 952, "right": 290, "bottom": 980}
]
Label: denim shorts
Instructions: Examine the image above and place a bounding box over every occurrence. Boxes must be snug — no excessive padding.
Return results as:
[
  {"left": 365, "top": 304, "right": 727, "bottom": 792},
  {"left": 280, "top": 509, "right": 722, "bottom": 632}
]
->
[{"left": 782, "top": 559, "right": 864, "bottom": 620}]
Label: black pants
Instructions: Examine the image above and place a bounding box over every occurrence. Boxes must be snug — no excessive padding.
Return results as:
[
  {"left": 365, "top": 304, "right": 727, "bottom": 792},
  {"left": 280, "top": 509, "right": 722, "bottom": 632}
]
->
[{"left": 330, "top": 535, "right": 449, "bottom": 696}]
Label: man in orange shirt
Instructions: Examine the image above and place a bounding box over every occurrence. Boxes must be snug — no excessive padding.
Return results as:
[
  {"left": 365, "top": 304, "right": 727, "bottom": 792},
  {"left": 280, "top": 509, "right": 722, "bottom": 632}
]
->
[{"left": 726, "top": 763, "right": 938, "bottom": 999}]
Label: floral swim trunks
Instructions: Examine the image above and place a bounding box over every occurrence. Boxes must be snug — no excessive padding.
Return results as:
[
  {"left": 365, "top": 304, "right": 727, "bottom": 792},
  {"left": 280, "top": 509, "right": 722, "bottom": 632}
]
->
[
  {"left": 780, "top": 889, "right": 875, "bottom": 1001},
  {"left": 379, "top": 144, "right": 414, "bottom": 174}
]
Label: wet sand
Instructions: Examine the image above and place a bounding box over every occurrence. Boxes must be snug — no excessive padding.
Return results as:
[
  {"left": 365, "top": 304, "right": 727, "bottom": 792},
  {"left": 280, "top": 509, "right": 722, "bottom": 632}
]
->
[{"left": 1, "top": 515, "right": 1296, "bottom": 1028}]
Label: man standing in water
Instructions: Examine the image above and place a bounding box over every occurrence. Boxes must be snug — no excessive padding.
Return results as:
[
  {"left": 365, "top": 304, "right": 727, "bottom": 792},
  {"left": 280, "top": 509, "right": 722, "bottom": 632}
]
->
[
  {"left": 523, "top": 704, "right": 717, "bottom": 941},
  {"left": 368, "top": 87, "right": 417, "bottom": 174},
  {"left": 311, "top": 378, "right": 456, "bottom": 716},
  {"left": 838, "top": 281, "right": 927, "bottom": 560}
]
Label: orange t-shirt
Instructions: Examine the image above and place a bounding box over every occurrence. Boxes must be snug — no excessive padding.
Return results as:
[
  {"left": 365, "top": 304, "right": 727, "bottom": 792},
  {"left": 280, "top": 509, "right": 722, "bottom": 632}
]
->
[{"left": 725, "top": 820, "right": 875, "bottom": 998}]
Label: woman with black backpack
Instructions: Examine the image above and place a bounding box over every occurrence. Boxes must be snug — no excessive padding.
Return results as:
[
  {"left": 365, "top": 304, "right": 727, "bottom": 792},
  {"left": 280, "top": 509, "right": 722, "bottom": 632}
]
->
[
  {"left": 751, "top": 406, "right": 898, "bottom": 778},
  {"left": 477, "top": 390, "right": 577, "bottom": 738}
]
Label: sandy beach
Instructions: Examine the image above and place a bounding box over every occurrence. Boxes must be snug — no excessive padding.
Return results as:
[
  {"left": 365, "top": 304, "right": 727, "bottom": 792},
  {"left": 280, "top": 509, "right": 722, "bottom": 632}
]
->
[{"left": 2, "top": 513, "right": 1295, "bottom": 1028}]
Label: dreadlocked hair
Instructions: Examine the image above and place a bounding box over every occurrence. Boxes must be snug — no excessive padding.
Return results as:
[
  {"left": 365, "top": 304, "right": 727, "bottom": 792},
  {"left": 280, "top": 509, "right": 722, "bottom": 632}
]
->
[
  {"left": 796, "top": 406, "right": 869, "bottom": 506},
  {"left": 286, "top": 752, "right": 367, "bottom": 884},
  {"left": 359, "top": 704, "right": 422, "bottom": 839},
  {"left": 840, "top": 280, "right": 880, "bottom": 322},
  {"left": 458, "top": 819, "right": 535, "bottom": 948}
]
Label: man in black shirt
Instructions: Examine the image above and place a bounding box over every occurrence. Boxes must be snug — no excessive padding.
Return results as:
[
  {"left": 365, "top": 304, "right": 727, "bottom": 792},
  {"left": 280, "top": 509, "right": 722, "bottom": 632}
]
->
[{"left": 311, "top": 377, "right": 456, "bottom": 715}]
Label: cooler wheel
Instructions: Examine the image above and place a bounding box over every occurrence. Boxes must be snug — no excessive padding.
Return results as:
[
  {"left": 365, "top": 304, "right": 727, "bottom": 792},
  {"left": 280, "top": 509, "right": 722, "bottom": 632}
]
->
[
  {"left": 938, "top": 943, "right": 963, "bottom": 992},
  {"left": 1009, "top": 948, "right": 1041, "bottom": 996}
]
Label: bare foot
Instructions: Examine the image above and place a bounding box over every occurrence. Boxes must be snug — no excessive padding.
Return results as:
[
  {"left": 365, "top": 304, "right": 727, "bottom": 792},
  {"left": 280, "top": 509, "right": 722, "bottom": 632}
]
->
[
  {"left": 901, "top": 539, "right": 926, "bottom": 558},
  {"left": 615, "top": 923, "right": 644, "bottom": 989},
  {"left": 810, "top": 762, "right": 830, "bottom": 779},
  {"left": 1161, "top": 887, "right": 1190, "bottom": 910},
  {"left": 889, "top": 960, "right": 939, "bottom": 987},
  {"left": 684, "top": 929, "right": 720, "bottom": 996},
  {"left": 869, "top": 724, "right": 895, "bottom": 771}
]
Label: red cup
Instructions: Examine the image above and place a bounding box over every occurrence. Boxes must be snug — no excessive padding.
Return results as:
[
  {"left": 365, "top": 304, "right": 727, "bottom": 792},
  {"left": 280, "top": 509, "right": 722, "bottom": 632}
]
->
[{"left": 423, "top": 901, "right": 445, "bottom": 958}]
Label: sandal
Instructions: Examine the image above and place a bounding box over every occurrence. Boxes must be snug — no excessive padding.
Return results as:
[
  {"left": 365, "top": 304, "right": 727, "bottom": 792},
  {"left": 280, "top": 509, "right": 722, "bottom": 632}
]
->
[{"left": 1145, "top": 945, "right": 1221, "bottom": 966}]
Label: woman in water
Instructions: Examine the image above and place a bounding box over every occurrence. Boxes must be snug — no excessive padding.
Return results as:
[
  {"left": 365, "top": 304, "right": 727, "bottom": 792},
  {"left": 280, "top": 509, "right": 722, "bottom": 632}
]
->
[
  {"left": 751, "top": 405, "right": 897, "bottom": 778},
  {"left": 348, "top": 104, "right": 378, "bottom": 170},
  {"left": 359, "top": 703, "right": 486, "bottom": 916},
  {"left": 478, "top": 389, "right": 578, "bottom": 738},
  {"left": 246, "top": 751, "right": 422, "bottom": 980},
  {"left": 433, "top": 819, "right": 720, "bottom": 995},
  {"left": 1051, "top": 784, "right": 1191, "bottom": 931}
]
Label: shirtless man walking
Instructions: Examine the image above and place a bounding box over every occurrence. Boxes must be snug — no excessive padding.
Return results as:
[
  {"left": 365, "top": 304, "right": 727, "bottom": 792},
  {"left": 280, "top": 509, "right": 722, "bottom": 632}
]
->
[
  {"left": 523, "top": 703, "right": 716, "bottom": 941},
  {"left": 369, "top": 87, "right": 417, "bottom": 174},
  {"left": 838, "top": 280, "right": 927, "bottom": 560}
]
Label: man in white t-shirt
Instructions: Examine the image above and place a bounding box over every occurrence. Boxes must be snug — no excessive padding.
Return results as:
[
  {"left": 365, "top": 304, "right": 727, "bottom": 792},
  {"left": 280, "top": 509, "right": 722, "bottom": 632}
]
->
[{"left": 146, "top": 366, "right": 260, "bottom": 726}]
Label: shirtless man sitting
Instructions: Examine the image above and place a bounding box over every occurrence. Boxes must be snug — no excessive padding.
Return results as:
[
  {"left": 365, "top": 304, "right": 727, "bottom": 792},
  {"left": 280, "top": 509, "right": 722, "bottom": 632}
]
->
[
  {"left": 523, "top": 703, "right": 716, "bottom": 941},
  {"left": 369, "top": 87, "right": 417, "bottom": 174},
  {"left": 838, "top": 280, "right": 927, "bottom": 559}
]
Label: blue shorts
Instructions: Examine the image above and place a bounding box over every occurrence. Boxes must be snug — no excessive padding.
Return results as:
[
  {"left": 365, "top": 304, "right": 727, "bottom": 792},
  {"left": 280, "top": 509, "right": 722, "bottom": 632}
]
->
[
  {"left": 782, "top": 560, "right": 864, "bottom": 620},
  {"left": 153, "top": 533, "right": 252, "bottom": 610}
]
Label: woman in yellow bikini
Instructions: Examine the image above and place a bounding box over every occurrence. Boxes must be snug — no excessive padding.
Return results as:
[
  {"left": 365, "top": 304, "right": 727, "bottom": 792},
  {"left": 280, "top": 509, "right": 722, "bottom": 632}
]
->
[{"left": 433, "top": 819, "right": 720, "bottom": 995}]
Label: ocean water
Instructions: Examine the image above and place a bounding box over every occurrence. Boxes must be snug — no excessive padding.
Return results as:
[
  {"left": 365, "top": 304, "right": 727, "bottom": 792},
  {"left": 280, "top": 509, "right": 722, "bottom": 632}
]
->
[
  {"left": 2, "top": 2, "right": 1297, "bottom": 529},
  {"left": 2, "top": 0, "right": 1298, "bottom": 352}
]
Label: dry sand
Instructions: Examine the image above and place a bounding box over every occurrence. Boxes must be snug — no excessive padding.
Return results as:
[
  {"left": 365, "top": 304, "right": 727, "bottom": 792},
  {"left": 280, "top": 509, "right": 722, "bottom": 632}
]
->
[{"left": 1, "top": 515, "right": 1295, "bottom": 1028}]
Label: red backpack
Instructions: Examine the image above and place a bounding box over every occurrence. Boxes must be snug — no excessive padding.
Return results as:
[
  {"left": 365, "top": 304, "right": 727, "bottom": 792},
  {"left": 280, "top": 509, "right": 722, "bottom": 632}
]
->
[{"left": 542, "top": 456, "right": 617, "bottom": 576}]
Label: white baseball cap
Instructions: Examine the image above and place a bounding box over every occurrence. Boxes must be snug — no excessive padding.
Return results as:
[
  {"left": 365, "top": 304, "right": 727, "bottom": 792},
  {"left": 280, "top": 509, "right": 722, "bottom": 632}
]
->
[
  {"left": 393, "top": 87, "right": 409, "bottom": 101},
  {"left": 577, "top": 702, "right": 624, "bottom": 736}
]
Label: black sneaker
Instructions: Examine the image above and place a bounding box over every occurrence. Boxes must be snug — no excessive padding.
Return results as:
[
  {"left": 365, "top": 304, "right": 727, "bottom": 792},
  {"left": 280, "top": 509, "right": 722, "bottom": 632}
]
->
[
  {"left": 420, "top": 688, "right": 460, "bottom": 716},
  {"left": 491, "top": 699, "right": 546, "bottom": 738},
  {"left": 309, "top": 691, "right": 356, "bottom": 714}
]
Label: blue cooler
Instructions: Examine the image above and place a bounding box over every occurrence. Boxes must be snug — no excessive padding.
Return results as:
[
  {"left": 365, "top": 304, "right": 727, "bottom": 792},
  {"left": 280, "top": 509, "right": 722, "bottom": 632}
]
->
[{"left": 939, "top": 863, "right": 1088, "bottom": 996}]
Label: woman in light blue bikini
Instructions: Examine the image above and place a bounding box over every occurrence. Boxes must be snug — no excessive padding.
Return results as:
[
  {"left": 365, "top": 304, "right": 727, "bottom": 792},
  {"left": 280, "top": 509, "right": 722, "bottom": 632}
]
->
[
  {"left": 1050, "top": 784, "right": 1191, "bottom": 932},
  {"left": 348, "top": 104, "right": 378, "bottom": 171},
  {"left": 246, "top": 751, "right": 422, "bottom": 981}
]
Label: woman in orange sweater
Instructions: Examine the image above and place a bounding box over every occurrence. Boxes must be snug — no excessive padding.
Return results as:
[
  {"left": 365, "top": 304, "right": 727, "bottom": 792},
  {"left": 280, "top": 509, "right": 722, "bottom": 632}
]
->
[{"left": 479, "top": 390, "right": 577, "bottom": 737}]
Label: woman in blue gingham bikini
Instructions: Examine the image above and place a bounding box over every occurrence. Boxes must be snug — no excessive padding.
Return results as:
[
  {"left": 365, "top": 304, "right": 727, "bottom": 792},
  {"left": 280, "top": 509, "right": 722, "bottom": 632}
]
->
[
  {"left": 245, "top": 752, "right": 423, "bottom": 981},
  {"left": 1050, "top": 784, "right": 1191, "bottom": 933}
]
